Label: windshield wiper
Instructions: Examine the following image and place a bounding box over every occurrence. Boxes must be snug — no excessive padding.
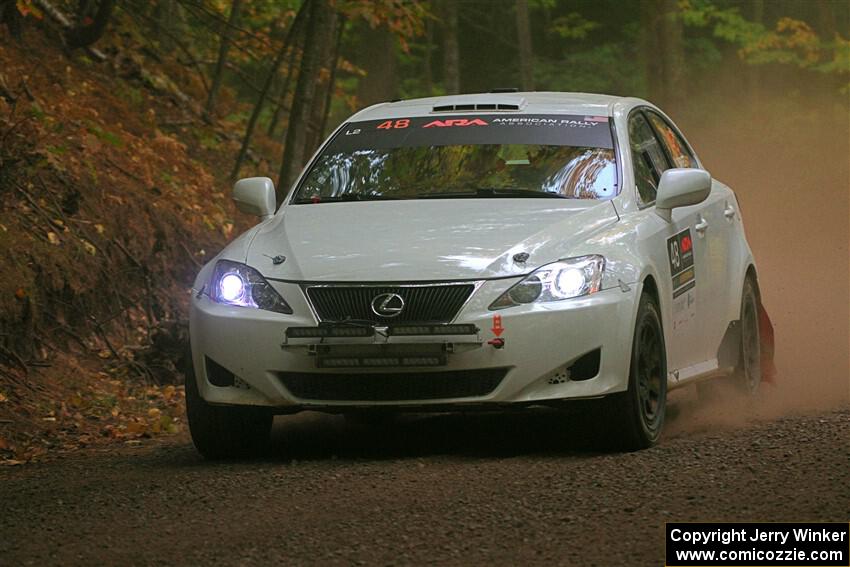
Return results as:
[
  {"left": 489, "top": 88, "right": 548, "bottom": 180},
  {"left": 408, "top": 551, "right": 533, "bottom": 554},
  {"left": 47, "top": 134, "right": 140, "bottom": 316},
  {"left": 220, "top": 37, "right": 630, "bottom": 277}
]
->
[
  {"left": 417, "top": 188, "right": 568, "bottom": 199},
  {"left": 293, "top": 194, "right": 408, "bottom": 204}
]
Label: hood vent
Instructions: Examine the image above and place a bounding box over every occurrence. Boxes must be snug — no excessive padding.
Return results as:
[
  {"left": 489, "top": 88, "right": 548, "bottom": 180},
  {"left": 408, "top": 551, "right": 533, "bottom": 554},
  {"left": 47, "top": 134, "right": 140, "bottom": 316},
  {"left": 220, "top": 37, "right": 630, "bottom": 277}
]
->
[{"left": 432, "top": 103, "right": 521, "bottom": 112}]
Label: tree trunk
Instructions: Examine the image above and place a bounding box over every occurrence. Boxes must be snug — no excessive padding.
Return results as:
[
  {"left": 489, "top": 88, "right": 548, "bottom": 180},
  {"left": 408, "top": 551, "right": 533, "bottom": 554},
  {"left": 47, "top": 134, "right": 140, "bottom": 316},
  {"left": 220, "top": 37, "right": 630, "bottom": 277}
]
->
[
  {"left": 747, "top": 0, "right": 764, "bottom": 109},
  {"left": 641, "top": 0, "right": 663, "bottom": 103},
  {"left": 0, "top": 0, "right": 23, "bottom": 40},
  {"left": 65, "top": 0, "right": 114, "bottom": 49},
  {"left": 816, "top": 0, "right": 836, "bottom": 37},
  {"left": 230, "top": 0, "right": 310, "bottom": 181},
  {"left": 153, "top": 0, "right": 179, "bottom": 50},
  {"left": 515, "top": 0, "right": 534, "bottom": 90},
  {"left": 641, "top": 0, "right": 684, "bottom": 113},
  {"left": 354, "top": 22, "right": 397, "bottom": 107},
  {"left": 305, "top": 10, "right": 340, "bottom": 153},
  {"left": 424, "top": 17, "right": 433, "bottom": 94},
  {"left": 316, "top": 16, "right": 345, "bottom": 151},
  {"left": 660, "top": 0, "right": 685, "bottom": 114},
  {"left": 267, "top": 39, "right": 302, "bottom": 138},
  {"left": 441, "top": 0, "right": 460, "bottom": 94},
  {"left": 277, "top": 0, "right": 331, "bottom": 200},
  {"left": 205, "top": 0, "right": 243, "bottom": 119}
]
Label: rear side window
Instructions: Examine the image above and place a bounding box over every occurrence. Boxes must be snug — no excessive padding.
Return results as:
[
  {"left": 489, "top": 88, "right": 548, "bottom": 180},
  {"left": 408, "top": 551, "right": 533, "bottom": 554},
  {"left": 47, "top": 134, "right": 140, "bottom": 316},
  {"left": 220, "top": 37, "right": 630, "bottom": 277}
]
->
[
  {"left": 646, "top": 112, "right": 698, "bottom": 169},
  {"left": 628, "top": 113, "right": 669, "bottom": 204}
]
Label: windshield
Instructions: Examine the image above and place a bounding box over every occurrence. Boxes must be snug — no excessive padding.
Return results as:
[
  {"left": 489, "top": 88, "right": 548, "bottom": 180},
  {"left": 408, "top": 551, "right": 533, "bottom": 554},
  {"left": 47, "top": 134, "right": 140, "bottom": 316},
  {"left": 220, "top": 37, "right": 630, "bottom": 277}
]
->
[{"left": 292, "top": 114, "right": 618, "bottom": 203}]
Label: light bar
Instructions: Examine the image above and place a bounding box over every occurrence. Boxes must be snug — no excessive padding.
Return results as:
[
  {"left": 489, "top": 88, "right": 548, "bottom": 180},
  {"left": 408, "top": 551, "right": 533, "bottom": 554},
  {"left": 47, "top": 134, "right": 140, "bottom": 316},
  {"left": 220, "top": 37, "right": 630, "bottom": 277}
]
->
[
  {"left": 388, "top": 324, "right": 479, "bottom": 336},
  {"left": 286, "top": 326, "right": 374, "bottom": 339},
  {"left": 317, "top": 355, "right": 447, "bottom": 368}
]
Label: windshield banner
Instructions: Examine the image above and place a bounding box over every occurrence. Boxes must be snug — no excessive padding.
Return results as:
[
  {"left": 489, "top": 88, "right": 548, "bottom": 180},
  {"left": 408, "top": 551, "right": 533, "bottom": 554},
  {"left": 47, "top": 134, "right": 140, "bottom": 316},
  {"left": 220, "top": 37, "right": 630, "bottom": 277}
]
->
[{"left": 328, "top": 114, "right": 613, "bottom": 152}]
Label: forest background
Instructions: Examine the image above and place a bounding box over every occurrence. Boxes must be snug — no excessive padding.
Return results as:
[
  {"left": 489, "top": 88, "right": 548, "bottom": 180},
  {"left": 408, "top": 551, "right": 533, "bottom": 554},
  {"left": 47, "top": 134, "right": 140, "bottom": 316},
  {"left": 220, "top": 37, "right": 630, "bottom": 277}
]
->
[{"left": 0, "top": 0, "right": 847, "bottom": 462}]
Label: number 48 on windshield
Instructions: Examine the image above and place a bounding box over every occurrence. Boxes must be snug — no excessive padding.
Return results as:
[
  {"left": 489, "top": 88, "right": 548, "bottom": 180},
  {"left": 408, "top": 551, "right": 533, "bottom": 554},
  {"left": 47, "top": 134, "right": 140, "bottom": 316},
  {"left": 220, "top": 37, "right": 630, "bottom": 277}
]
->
[{"left": 377, "top": 120, "right": 410, "bottom": 129}]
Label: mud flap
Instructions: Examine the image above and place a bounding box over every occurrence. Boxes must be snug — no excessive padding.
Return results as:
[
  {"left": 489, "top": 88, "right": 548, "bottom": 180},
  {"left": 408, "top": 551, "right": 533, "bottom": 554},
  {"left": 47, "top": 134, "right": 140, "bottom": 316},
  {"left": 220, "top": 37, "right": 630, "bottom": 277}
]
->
[{"left": 759, "top": 302, "right": 777, "bottom": 384}]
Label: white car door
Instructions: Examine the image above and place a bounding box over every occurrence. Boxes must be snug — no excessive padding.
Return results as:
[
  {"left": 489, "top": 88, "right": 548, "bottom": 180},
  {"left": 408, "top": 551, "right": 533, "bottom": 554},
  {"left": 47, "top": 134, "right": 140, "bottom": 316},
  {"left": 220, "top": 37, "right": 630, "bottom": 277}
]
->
[
  {"left": 628, "top": 111, "right": 706, "bottom": 374},
  {"left": 645, "top": 111, "right": 732, "bottom": 367}
]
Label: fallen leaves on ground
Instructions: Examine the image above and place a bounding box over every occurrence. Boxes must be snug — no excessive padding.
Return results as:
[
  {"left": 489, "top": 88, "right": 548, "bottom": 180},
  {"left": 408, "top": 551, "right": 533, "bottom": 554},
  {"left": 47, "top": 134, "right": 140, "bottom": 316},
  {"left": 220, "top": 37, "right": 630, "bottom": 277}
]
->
[{"left": 0, "top": 359, "right": 186, "bottom": 466}]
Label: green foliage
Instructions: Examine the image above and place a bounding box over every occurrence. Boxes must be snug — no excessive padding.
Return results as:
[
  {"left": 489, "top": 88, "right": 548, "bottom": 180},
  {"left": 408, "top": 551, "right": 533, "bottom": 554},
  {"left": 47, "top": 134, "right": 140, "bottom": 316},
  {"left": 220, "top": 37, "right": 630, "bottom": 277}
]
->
[
  {"left": 680, "top": 0, "right": 765, "bottom": 45},
  {"left": 340, "top": 0, "right": 428, "bottom": 51},
  {"left": 117, "top": 84, "right": 144, "bottom": 108},
  {"left": 533, "top": 17, "right": 647, "bottom": 97},
  {"left": 28, "top": 101, "right": 46, "bottom": 122},
  {"left": 548, "top": 13, "right": 598, "bottom": 40},
  {"left": 86, "top": 122, "right": 123, "bottom": 148},
  {"left": 680, "top": 0, "right": 849, "bottom": 78},
  {"left": 534, "top": 42, "right": 644, "bottom": 96}
]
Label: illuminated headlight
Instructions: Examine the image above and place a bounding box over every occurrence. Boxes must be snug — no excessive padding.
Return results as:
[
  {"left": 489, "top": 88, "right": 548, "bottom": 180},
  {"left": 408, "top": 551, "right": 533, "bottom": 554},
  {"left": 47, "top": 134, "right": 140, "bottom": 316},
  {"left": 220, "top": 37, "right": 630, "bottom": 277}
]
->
[
  {"left": 489, "top": 255, "right": 605, "bottom": 310},
  {"left": 209, "top": 260, "right": 292, "bottom": 314}
]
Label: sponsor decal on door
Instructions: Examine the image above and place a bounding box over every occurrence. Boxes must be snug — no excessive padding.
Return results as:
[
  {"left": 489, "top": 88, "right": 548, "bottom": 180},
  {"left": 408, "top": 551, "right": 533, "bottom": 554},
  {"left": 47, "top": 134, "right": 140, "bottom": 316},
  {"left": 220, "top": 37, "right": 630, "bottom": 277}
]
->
[{"left": 667, "top": 228, "right": 697, "bottom": 330}]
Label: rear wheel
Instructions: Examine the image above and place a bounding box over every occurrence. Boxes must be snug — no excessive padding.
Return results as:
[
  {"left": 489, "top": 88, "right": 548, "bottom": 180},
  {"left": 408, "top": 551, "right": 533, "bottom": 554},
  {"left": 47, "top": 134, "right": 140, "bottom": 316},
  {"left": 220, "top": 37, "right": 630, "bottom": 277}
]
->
[
  {"left": 735, "top": 277, "right": 761, "bottom": 395},
  {"left": 605, "top": 292, "right": 667, "bottom": 450},
  {"left": 185, "top": 353, "right": 273, "bottom": 459}
]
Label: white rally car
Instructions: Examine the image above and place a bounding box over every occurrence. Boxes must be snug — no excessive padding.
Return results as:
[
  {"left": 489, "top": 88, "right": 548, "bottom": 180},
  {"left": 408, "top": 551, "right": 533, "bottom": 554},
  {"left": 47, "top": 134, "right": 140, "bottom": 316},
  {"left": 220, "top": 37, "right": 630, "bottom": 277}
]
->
[{"left": 187, "top": 92, "right": 775, "bottom": 457}]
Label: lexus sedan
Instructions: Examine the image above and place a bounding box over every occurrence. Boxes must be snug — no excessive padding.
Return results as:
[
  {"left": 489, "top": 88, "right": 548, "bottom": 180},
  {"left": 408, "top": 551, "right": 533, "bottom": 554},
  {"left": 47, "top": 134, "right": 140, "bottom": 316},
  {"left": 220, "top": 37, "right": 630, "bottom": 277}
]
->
[{"left": 187, "top": 92, "right": 775, "bottom": 458}]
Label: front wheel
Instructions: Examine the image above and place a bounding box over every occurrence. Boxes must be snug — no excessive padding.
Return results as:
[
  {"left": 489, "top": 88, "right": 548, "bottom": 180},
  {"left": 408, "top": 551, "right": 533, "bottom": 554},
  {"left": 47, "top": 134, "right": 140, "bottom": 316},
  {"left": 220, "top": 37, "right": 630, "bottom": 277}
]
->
[
  {"left": 605, "top": 292, "right": 668, "bottom": 450},
  {"left": 185, "top": 353, "right": 273, "bottom": 459}
]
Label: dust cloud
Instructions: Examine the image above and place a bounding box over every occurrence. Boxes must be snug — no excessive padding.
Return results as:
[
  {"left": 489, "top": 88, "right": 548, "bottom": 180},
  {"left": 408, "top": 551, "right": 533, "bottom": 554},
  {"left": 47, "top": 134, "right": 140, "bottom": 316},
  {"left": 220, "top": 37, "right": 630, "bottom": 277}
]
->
[{"left": 670, "top": 79, "right": 850, "bottom": 429}]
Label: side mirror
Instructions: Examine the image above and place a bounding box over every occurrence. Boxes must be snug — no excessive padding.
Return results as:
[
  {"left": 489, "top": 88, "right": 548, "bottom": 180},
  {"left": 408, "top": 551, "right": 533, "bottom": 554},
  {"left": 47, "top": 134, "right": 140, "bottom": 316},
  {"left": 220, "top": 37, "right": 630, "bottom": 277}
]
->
[
  {"left": 233, "top": 177, "right": 276, "bottom": 219},
  {"left": 655, "top": 168, "right": 711, "bottom": 221}
]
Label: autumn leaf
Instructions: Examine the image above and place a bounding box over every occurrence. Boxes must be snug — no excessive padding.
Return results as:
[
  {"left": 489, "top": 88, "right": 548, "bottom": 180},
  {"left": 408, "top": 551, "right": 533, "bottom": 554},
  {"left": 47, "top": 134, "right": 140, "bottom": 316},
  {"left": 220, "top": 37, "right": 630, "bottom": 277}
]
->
[
  {"left": 125, "top": 421, "right": 147, "bottom": 436},
  {"left": 15, "top": 0, "right": 43, "bottom": 19},
  {"left": 47, "top": 232, "right": 60, "bottom": 245},
  {"left": 162, "top": 385, "right": 176, "bottom": 401}
]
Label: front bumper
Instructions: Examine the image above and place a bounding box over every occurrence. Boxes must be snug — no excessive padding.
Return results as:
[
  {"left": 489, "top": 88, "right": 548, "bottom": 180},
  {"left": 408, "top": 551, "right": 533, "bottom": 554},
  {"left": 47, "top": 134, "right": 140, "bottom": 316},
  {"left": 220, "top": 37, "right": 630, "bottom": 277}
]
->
[{"left": 188, "top": 279, "right": 641, "bottom": 409}]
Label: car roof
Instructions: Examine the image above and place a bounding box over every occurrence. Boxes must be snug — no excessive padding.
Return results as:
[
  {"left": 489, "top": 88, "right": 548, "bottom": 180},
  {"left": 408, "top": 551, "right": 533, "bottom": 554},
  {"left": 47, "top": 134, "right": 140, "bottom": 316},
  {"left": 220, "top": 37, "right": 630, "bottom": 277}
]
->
[{"left": 350, "top": 92, "right": 643, "bottom": 121}]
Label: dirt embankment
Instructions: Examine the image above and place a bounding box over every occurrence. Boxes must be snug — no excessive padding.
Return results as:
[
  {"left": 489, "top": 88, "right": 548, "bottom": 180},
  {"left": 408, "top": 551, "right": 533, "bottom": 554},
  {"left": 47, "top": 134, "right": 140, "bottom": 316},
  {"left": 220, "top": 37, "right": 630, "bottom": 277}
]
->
[{"left": 0, "top": 23, "right": 263, "bottom": 461}]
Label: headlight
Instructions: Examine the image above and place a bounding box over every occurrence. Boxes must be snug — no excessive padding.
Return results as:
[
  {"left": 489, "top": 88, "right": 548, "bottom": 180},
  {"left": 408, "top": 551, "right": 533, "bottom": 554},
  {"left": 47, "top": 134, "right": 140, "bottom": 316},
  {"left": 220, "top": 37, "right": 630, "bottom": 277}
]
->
[
  {"left": 489, "top": 255, "right": 605, "bottom": 310},
  {"left": 209, "top": 260, "right": 293, "bottom": 314}
]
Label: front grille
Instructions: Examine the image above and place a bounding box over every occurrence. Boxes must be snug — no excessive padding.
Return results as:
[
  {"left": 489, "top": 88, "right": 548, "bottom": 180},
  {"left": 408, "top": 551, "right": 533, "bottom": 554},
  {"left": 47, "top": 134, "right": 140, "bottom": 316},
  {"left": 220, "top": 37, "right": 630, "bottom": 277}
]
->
[
  {"left": 305, "top": 284, "right": 475, "bottom": 324},
  {"left": 279, "top": 368, "right": 507, "bottom": 401}
]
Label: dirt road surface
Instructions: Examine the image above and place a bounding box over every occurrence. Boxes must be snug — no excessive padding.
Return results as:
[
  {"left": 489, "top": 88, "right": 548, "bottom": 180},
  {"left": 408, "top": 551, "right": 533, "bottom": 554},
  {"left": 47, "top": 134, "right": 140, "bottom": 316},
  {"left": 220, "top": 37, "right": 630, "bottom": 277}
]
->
[{"left": 1, "top": 402, "right": 848, "bottom": 566}]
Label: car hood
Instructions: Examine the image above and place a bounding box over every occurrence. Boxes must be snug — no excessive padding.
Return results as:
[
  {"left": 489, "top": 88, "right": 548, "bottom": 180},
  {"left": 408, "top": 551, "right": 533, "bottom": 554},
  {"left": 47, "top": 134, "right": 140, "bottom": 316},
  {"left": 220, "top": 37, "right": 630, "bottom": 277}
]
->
[{"left": 245, "top": 199, "right": 619, "bottom": 282}]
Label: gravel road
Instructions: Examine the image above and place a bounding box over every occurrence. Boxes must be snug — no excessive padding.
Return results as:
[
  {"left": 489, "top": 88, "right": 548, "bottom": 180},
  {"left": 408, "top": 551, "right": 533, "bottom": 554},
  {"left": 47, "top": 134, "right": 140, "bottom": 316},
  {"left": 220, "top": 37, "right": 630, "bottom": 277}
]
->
[{"left": 1, "top": 403, "right": 848, "bottom": 566}]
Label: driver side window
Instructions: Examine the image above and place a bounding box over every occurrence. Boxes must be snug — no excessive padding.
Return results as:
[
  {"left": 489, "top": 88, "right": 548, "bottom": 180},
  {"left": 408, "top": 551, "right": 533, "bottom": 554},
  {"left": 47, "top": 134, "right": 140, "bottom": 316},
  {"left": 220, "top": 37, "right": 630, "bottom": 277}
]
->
[
  {"left": 628, "top": 112, "right": 670, "bottom": 205},
  {"left": 646, "top": 111, "right": 698, "bottom": 169}
]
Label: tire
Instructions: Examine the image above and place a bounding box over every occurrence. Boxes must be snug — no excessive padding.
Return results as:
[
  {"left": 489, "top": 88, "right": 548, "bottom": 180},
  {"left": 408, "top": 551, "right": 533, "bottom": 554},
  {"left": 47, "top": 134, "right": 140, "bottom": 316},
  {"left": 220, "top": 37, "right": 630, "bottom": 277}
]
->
[
  {"left": 185, "top": 353, "right": 273, "bottom": 459},
  {"left": 734, "top": 277, "right": 761, "bottom": 395},
  {"left": 605, "top": 292, "right": 668, "bottom": 450}
]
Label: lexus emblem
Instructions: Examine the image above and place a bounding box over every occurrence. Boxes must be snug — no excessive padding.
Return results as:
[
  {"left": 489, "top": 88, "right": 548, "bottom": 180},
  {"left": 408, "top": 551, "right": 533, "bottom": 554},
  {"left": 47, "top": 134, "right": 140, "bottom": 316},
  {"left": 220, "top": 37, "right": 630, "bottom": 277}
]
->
[{"left": 371, "top": 293, "right": 405, "bottom": 318}]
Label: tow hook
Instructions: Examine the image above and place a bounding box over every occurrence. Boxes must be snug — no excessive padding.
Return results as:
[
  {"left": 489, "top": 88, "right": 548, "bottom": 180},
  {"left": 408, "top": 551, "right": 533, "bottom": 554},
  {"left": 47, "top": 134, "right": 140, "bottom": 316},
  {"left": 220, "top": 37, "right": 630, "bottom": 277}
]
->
[{"left": 487, "top": 338, "right": 505, "bottom": 349}]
